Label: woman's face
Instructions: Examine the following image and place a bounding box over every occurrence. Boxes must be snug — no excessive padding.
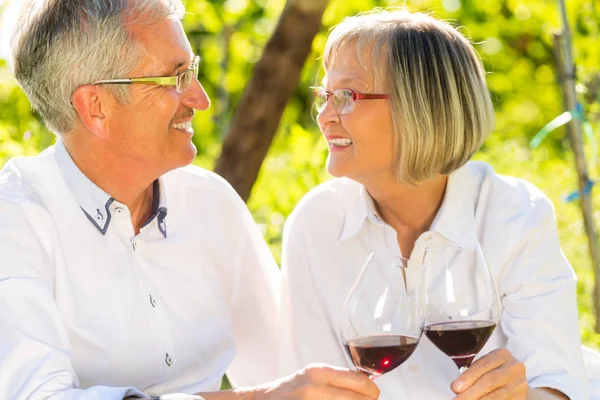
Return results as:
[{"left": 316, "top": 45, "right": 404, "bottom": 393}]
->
[{"left": 317, "top": 42, "right": 396, "bottom": 185}]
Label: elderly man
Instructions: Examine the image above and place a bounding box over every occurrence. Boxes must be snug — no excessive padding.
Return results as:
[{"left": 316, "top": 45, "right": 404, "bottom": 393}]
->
[{"left": 0, "top": 1, "right": 379, "bottom": 399}]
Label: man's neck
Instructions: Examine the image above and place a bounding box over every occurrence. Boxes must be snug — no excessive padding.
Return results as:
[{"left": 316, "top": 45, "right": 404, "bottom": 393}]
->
[{"left": 62, "top": 136, "right": 157, "bottom": 235}]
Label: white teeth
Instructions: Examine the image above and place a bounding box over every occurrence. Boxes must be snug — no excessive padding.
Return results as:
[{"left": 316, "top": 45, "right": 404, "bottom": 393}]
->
[
  {"left": 171, "top": 121, "right": 192, "bottom": 130},
  {"left": 329, "top": 138, "right": 353, "bottom": 146}
]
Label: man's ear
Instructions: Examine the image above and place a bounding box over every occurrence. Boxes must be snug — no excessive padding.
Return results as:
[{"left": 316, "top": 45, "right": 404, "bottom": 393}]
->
[{"left": 71, "top": 85, "right": 109, "bottom": 138}]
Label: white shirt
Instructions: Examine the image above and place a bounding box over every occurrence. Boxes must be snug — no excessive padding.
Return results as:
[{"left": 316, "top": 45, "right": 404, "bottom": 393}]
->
[
  {"left": 279, "top": 161, "right": 589, "bottom": 399},
  {"left": 0, "top": 141, "right": 281, "bottom": 399}
]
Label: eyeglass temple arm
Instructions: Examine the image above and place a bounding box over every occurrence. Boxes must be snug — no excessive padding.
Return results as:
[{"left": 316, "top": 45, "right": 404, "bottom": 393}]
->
[
  {"left": 355, "top": 93, "right": 389, "bottom": 100},
  {"left": 93, "top": 79, "right": 133, "bottom": 85},
  {"left": 93, "top": 77, "right": 178, "bottom": 86}
]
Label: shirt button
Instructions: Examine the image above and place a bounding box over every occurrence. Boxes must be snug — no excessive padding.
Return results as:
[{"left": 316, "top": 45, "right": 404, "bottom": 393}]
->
[
  {"left": 95, "top": 211, "right": 103, "bottom": 221},
  {"left": 115, "top": 206, "right": 124, "bottom": 214},
  {"left": 165, "top": 353, "right": 172, "bottom": 366},
  {"left": 149, "top": 294, "right": 157, "bottom": 308},
  {"left": 131, "top": 238, "right": 137, "bottom": 250}
]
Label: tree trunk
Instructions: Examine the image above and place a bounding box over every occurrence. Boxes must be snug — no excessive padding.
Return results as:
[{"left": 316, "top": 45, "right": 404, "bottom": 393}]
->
[
  {"left": 554, "top": 0, "right": 600, "bottom": 332},
  {"left": 214, "top": 0, "right": 330, "bottom": 202}
]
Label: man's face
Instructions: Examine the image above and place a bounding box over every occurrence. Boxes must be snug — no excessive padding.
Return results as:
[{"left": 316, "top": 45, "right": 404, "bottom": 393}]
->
[{"left": 104, "top": 19, "right": 210, "bottom": 175}]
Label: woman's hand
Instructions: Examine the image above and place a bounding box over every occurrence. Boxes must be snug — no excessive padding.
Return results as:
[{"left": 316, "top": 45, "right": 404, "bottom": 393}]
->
[
  {"left": 451, "top": 348, "right": 528, "bottom": 399},
  {"left": 257, "top": 364, "right": 380, "bottom": 400}
]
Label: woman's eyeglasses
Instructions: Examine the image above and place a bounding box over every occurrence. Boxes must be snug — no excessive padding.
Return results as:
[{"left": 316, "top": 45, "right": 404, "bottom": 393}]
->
[
  {"left": 313, "top": 87, "right": 389, "bottom": 115},
  {"left": 92, "top": 55, "right": 200, "bottom": 94}
]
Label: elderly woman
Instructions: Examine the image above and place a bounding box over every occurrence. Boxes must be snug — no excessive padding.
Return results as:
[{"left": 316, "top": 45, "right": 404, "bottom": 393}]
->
[{"left": 279, "top": 9, "right": 588, "bottom": 400}]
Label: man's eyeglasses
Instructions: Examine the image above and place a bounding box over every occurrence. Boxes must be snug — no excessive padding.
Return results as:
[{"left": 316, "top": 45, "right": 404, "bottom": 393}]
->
[
  {"left": 93, "top": 55, "right": 200, "bottom": 94},
  {"left": 313, "top": 87, "right": 389, "bottom": 115}
]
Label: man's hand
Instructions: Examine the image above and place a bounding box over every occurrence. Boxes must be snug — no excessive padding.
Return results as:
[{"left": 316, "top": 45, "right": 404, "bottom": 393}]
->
[
  {"left": 451, "top": 348, "right": 528, "bottom": 399},
  {"left": 257, "top": 364, "right": 380, "bottom": 400},
  {"left": 199, "top": 364, "right": 379, "bottom": 400}
]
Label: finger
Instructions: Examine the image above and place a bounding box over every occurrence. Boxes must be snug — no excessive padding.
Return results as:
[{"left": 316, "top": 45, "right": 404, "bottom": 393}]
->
[
  {"left": 302, "top": 385, "right": 381, "bottom": 400},
  {"left": 452, "top": 360, "right": 526, "bottom": 400},
  {"left": 466, "top": 381, "right": 527, "bottom": 400},
  {"left": 453, "top": 348, "right": 513, "bottom": 393},
  {"left": 302, "top": 365, "right": 380, "bottom": 398}
]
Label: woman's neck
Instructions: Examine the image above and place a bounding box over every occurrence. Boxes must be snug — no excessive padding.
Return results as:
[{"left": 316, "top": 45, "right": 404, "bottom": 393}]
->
[{"left": 364, "top": 174, "right": 448, "bottom": 257}]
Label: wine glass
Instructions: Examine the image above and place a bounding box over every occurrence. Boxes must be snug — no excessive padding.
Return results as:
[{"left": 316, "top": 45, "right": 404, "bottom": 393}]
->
[
  {"left": 341, "top": 253, "right": 425, "bottom": 380},
  {"left": 422, "top": 244, "right": 500, "bottom": 373}
]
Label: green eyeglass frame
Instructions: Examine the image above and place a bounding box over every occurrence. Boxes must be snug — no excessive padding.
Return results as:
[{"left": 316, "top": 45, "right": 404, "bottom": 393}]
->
[{"left": 93, "top": 55, "right": 200, "bottom": 94}]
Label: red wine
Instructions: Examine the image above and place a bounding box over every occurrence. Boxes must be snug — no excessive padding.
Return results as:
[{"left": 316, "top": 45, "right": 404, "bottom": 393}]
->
[
  {"left": 424, "top": 320, "right": 496, "bottom": 369},
  {"left": 344, "top": 335, "right": 419, "bottom": 377}
]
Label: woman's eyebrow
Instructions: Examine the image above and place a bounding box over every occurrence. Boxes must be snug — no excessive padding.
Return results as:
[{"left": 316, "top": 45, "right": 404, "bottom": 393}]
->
[{"left": 324, "top": 76, "right": 369, "bottom": 89}]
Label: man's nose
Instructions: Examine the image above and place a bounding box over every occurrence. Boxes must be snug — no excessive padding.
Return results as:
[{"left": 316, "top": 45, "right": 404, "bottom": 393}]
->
[{"left": 182, "top": 77, "right": 210, "bottom": 111}]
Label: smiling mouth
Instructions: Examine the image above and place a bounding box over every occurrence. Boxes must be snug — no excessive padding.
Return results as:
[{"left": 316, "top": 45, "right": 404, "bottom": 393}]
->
[
  {"left": 328, "top": 138, "right": 353, "bottom": 147},
  {"left": 171, "top": 121, "right": 193, "bottom": 131}
]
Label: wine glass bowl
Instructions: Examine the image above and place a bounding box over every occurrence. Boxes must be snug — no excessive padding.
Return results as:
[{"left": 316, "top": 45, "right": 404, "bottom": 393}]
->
[
  {"left": 344, "top": 335, "right": 419, "bottom": 377},
  {"left": 341, "top": 253, "right": 424, "bottom": 379},
  {"left": 422, "top": 244, "right": 500, "bottom": 372}
]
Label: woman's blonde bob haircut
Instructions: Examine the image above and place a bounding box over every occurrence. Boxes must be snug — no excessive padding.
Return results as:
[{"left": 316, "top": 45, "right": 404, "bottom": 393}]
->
[{"left": 323, "top": 9, "right": 495, "bottom": 184}]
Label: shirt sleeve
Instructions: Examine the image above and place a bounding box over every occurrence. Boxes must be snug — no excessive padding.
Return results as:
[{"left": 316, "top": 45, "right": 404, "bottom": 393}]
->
[
  {"left": 223, "top": 194, "right": 281, "bottom": 387},
  {"left": 277, "top": 211, "right": 349, "bottom": 377},
  {"left": 0, "top": 199, "right": 146, "bottom": 400},
  {"left": 499, "top": 195, "right": 589, "bottom": 399}
]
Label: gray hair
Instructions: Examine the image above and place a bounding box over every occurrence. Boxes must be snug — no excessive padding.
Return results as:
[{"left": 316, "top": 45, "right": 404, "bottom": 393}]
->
[
  {"left": 11, "top": 0, "right": 185, "bottom": 135},
  {"left": 324, "top": 9, "right": 495, "bottom": 184}
]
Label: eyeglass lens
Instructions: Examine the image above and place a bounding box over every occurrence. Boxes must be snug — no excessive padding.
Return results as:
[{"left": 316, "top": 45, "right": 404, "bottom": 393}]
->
[
  {"left": 177, "top": 60, "right": 199, "bottom": 93},
  {"left": 315, "top": 89, "right": 354, "bottom": 115},
  {"left": 178, "top": 70, "right": 193, "bottom": 93}
]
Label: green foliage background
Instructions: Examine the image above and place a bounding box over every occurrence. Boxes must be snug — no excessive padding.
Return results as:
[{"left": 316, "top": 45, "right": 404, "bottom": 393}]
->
[{"left": 1, "top": 0, "right": 600, "bottom": 351}]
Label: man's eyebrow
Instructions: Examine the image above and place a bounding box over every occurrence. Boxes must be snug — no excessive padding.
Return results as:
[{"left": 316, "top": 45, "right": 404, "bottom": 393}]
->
[
  {"left": 139, "top": 63, "right": 183, "bottom": 78},
  {"left": 162, "top": 57, "right": 194, "bottom": 76},
  {"left": 173, "top": 60, "right": 187, "bottom": 72},
  {"left": 166, "top": 61, "right": 186, "bottom": 75}
]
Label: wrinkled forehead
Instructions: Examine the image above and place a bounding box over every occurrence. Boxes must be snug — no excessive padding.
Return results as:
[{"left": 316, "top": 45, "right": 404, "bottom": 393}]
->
[{"left": 322, "top": 39, "right": 388, "bottom": 91}]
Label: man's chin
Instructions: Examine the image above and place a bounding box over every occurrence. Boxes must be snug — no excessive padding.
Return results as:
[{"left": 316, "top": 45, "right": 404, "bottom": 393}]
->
[
  {"left": 179, "top": 143, "right": 198, "bottom": 167},
  {"left": 160, "top": 144, "right": 197, "bottom": 174}
]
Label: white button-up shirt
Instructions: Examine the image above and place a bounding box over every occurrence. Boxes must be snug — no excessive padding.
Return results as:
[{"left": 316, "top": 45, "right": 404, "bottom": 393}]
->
[
  {"left": 279, "top": 161, "right": 588, "bottom": 399},
  {"left": 0, "top": 141, "right": 280, "bottom": 399}
]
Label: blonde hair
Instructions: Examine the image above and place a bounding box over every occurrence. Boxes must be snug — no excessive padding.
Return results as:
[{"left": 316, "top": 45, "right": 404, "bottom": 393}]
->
[
  {"left": 323, "top": 9, "right": 495, "bottom": 184},
  {"left": 11, "top": 0, "right": 185, "bottom": 135}
]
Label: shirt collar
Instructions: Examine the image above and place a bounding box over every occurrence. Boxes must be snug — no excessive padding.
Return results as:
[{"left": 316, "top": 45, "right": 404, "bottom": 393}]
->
[
  {"left": 339, "top": 164, "right": 478, "bottom": 249},
  {"left": 339, "top": 184, "right": 381, "bottom": 242},
  {"left": 428, "top": 165, "right": 478, "bottom": 249},
  {"left": 55, "top": 140, "right": 113, "bottom": 234},
  {"left": 143, "top": 178, "right": 168, "bottom": 238},
  {"left": 54, "top": 140, "right": 168, "bottom": 237}
]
